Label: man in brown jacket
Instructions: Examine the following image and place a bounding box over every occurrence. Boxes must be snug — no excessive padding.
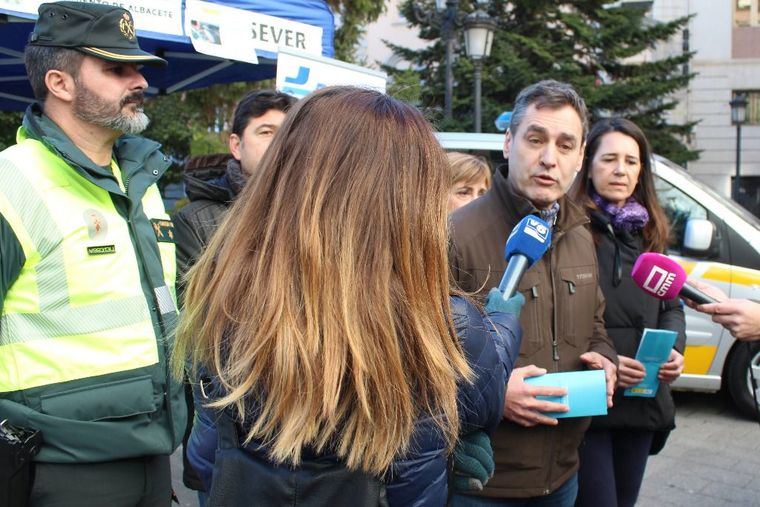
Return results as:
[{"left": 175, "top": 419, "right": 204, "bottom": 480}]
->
[{"left": 449, "top": 80, "right": 618, "bottom": 506}]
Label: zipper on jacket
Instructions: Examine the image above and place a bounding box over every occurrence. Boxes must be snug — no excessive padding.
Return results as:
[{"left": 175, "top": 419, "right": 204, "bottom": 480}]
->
[
  {"left": 545, "top": 239, "right": 560, "bottom": 495},
  {"left": 126, "top": 205, "right": 177, "bottom": 446},
  {"left": 549, "top": 251, "right": 560, "bottom": 363},
  {"left": 120, "top": 161, "right": 178, "bottom": 447}
]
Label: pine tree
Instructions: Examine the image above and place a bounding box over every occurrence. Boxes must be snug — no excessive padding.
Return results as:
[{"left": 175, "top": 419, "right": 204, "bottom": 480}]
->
[{"left": 390, "top": 0, "right": 697, "bottom": 164}]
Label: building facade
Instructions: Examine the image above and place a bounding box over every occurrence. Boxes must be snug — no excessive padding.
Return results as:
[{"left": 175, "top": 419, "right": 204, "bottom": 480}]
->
[
  {"left": 651, "top": 0, "right": 760, "bottom": 214},
  {"left": 357, "top": 0, "right": 430, "bottom": 70}
]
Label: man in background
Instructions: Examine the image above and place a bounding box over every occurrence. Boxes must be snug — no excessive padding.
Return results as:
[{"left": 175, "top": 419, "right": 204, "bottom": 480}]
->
[
  {"left": 174, "top": 89, "right": 294, "bottom": 276},
  {"left": 173, "top": 89, "right": 294, "bottom": 503}
]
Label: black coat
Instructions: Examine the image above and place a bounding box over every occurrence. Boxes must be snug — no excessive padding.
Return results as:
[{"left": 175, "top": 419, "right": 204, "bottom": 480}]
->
[
  {"left": 172, "top": 154, "right": 244, "bottom": 490},
  {"left": 173, "top": 154, "right": 245, "bottom": 290},
  {"left": 589, "top": 212, "right": 686, "bottom": 433}
]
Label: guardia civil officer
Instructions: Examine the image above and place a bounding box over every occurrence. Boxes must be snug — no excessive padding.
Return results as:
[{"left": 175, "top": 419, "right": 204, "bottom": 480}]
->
[{"left": 0, "top": 3, "right": 186, "bottom": 505}]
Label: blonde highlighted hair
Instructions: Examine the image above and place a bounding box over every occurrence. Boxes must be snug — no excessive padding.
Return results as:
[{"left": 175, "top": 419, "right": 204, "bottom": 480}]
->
[
  {"left": 447, "top": 151, "right": 491, "bottom": 188},
  {"left": 173, "top": 86, "right": 472, "bottom": 476}
]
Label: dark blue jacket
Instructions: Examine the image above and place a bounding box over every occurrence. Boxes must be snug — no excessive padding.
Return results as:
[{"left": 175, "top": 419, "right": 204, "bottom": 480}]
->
[{"left": 187, "top": 295, "right": 521, "bottom": 506}]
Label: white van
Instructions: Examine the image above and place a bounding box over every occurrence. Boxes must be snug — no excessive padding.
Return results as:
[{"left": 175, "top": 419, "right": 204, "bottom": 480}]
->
[{"left": 438, "top": 132, "right": 760, "bottom": 417}]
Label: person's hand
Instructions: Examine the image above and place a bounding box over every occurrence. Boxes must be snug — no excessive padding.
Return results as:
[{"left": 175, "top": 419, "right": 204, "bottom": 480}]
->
[
  {"left": 615, "top": 354, "right": 646, "bottom": 388},
  {"left": 485, "top": 288, "right": 525, "bottom": 317},
  {"left": 698, "top": 299, "right": 760, "bottom": 342},
  {"left": 451, "top": 431, "right": 494, "bottom": 492},
  {"left": 503, "top": 365, "right": 568, "bottom": 427},
  {"left": 658, "top": 349, "right": 684, "bottom": 383},
  {"left": 682, "top": 279, "right": 760, "bottom": 341},
  {"left": 682, "top": 279, "right": 727, "bottom": 310},
  {"left": 580, "top": 351, "right": 617, "bottom": 408}
]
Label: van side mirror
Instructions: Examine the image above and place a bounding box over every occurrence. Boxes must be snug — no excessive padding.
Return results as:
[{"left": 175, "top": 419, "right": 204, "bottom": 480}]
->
[{"left": 683, "top": 219, "right": 715, "bottom": 254}]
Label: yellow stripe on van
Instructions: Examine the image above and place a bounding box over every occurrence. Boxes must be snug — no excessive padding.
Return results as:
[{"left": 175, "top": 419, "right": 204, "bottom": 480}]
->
[
  {"left": 678, "top": 259, "right": 698, "bottom": 275},
  {"left": 702, "top": 265, "right": 733, "bottom": 284},
  {"left": 676, "top": 259, "right": 760, "bottom": 288},
  {"left": 705, "top": 265, "right": 760, "bottom": 287},
  {"left": 683, "top": 344, "right": 717, "bottom": 375}
]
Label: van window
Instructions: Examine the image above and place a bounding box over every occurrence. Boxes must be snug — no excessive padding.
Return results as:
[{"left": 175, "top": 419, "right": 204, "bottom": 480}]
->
[{"left": 654, "top": 175, "right": 708, "bottom": 254}]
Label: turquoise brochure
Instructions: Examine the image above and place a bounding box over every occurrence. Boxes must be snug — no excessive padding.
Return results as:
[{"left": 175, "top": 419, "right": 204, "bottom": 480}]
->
[
  {"left": 524, "top": 369, "right": 607, "bottom": 418},
  {"left": 624, "top": 328, "right": 678, "bottom": 398}
]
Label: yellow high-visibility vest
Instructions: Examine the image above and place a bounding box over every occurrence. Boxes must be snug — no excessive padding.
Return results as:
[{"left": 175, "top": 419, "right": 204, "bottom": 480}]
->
[{"left": 0, "top": 136, "right": 176, "bottom": 392}]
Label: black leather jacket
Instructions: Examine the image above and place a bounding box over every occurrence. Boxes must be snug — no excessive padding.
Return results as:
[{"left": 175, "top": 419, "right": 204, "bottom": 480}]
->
[{"left": 173, "top": 154, "right": 244, "bottom": 291}]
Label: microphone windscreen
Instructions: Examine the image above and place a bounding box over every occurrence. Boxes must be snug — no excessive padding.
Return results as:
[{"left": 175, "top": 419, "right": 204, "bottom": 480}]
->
[
  {"left": 505, "top": 215, "right": 552, "bottom": 267},
  {"left": 631, "top": 252, "right": 687, "bottom": 300}
]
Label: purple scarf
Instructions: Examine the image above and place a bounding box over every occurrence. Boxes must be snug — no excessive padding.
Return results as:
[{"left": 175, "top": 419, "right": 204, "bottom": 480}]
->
[{"left": 591, "top": 190, "right": 649, "bottom": 233}]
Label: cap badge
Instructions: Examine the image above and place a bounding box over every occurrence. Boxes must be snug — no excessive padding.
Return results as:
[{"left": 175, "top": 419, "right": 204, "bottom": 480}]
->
[{"left": 119, "top": 12, "right": 136, "bottom": 41}]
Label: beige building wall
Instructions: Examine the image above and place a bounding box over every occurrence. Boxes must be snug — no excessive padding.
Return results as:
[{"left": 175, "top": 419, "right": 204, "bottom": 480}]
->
[
  {"left": 358, "top": 0, "right": 430, "bottom": 69},
  {"left": 647, "top": 0, "right": 760, "bottom": 197}
]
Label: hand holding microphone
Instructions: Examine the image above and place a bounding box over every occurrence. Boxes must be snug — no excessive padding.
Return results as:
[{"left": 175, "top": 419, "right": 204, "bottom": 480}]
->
[
  {"left": 685, "top": 280, "right": 760, "bottom": 342},
  {"left": 631, "top": 252, "right": 718, "bottom": 305},
  {"left": 631, "top": 253, "right": 760, "bottom": 341}
]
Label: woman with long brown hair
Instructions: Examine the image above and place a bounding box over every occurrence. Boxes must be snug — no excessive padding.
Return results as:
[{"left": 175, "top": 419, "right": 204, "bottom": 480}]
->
[
  {"left": 174, "top": 86, "right": 522, "bottom": 506},
  {"left": 572, "top": 118, "right": 686, "bottom": 507}
]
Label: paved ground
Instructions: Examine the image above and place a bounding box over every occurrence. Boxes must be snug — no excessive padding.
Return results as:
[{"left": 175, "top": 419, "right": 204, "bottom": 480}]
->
[
  {"left": 171, "top": 391, "right": 760, "bottom": 507},
  {"left": 638, "top": 391, "right": 760, "bottom": 507},
  {"left": 170, "top": 447, "right": 197, "bottom": 507}
]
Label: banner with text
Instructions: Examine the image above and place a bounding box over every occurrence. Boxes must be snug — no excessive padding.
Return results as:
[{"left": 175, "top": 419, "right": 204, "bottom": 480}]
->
[
  {"left": 185, "top": 0, "right": 323, "bottom": 65},
  {"left": 276, "top": 49, "right": 387, "bottom": 99},
  {"left": 0, "top": 0, "right": 183, "bottom": 36}
]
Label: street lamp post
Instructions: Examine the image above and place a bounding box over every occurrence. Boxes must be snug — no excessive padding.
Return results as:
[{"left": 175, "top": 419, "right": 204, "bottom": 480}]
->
[
  {"left": 414, "top": 1, "right": 495, "bottom": 127},
  {"left": 414, "top": 0, "right": 459, "bottom": 121},
  {"left": 441, "top": 0, "right": 458, "bottom": 121},
  {"left": 730, "top": 94, "right": 748, "bottom": 202},
  {"left": 463, "top": 7, "right": 496, "bottom": 133}
]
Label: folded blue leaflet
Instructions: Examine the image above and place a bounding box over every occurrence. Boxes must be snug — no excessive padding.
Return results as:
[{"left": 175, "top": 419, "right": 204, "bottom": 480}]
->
[
  {"left": 524, "top": 369, "right": 607, "bottom": 418},
  {"left": 624, "top": 328, "right": 678, "bottom": 398}
]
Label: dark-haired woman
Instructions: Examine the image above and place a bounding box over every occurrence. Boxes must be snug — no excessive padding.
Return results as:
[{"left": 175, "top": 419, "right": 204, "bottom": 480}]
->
[{"left": 572, "top": 118, "right": 686, "bottom": 507}]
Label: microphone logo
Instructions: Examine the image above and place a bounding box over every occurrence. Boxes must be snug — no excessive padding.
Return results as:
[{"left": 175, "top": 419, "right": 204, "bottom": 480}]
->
[
  {"left": 524, "top": 218, "right": 550, "bottom": 244},
  {"left": 642, "top": 266, "right": 676, "bottom": 297}
]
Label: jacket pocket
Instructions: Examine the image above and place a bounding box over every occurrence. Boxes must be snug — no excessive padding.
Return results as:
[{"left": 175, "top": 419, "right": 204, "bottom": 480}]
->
[
  {"left": 558, "top": 266, "right": 596, "bottom": 349},
  {"left": 516, "top": 271, "right": 544, "bottom": 358},
  {"left": 40, "top": 375, "right": 157, "bottom": 422}
]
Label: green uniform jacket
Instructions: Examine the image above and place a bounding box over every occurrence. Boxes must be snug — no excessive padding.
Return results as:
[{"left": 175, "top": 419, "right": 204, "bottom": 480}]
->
[{"left": 0, "top": 105, "right": 186, "bottom": 463}]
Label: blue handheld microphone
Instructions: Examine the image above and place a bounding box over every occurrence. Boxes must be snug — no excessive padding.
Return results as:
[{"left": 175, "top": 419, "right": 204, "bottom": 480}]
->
[{"left": 498, "top": 215, "right": 552, "bottom": 299}]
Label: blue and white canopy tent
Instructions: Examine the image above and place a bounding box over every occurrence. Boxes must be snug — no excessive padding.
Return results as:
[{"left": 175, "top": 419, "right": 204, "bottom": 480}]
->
[{"left": 0, "top": 0, "right": 335, "bottom": 111}]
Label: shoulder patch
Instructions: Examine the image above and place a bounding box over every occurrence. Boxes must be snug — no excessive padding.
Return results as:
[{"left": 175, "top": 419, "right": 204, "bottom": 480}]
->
[{"left": 151, "top": 219, "right": 175, "bottom": 243}]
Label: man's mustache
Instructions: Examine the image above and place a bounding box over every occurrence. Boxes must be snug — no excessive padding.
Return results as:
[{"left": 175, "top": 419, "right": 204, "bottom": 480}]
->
[{"left": 121, "top": 92, "right": 145, "bottom": 108}]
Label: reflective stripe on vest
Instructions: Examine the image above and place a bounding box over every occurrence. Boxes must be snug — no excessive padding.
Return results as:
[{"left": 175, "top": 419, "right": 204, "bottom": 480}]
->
[{"left": 0, "top": 139, "right": 167, "bottom": 392}]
